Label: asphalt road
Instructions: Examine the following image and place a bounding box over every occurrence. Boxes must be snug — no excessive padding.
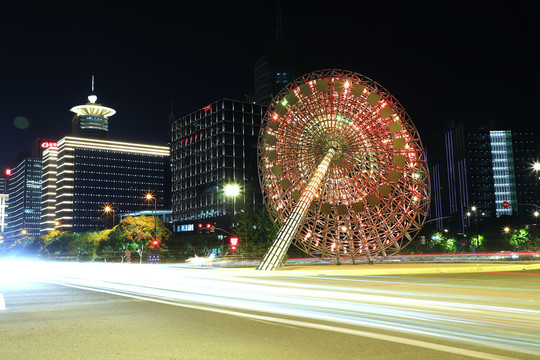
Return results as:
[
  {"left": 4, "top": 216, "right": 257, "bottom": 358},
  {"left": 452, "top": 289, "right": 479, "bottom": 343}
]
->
[{"left": 1, "top": 261, "right": 539, "bottom": 360}]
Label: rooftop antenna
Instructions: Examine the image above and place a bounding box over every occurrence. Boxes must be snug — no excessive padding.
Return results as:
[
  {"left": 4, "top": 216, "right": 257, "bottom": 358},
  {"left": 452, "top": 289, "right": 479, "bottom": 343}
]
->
[{"left": 88, "top": 75, "right": 97, "bottom": 104}]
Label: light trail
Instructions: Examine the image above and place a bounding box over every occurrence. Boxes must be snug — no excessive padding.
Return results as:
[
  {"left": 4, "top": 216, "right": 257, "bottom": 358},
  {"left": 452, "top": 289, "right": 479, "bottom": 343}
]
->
[{"left": 2, "top": 260, "right": 539, "bottom": 358}]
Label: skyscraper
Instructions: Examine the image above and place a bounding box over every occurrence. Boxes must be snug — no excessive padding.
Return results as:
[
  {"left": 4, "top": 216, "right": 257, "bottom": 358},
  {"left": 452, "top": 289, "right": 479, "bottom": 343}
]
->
[
  {"left": 5, "top": 139, "right": 55, "bottom": 242},
  {"left": 428, "top": 119, "right": 539, "bottom": 233},
  {"left": 170, "top": 99, "right": 265, "bottom": 233}
]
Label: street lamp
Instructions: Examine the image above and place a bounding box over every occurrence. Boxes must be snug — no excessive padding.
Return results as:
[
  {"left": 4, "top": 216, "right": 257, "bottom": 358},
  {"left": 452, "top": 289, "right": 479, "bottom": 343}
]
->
[
  {"left": 102, "top": 203, "right": 116, "bottom": 228},
  {"left": 144, "top": 192, "right": 157, "bottom": 242},
  {"left": 224, "top": 183, "right": 240, "bottom": 216}
]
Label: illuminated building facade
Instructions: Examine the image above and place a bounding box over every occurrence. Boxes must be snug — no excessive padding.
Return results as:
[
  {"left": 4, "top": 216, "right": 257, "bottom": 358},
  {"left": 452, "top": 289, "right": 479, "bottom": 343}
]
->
[
  {"left": 170, "top": 99, "right": 265, "bottom": 232},
  {"left": 0, "top": 170, "right": 8, "bottom": 239},
  {"left": 6, "top": 157, "right": 43, "bottom": 240},
  {"left": 41, "top": 137, "right": 170, "bottom": 233},
  {"left": 0, "top": 194, "right": 7, "bottom": 238},
  {"left": 428, "top": 119, "right": 539, "bottom": 233},
  {"left": 71, "top": 94, "right": 116, "bottom": 139},
  {"left": 5, "top": 139, "right": 56, "bottom": 242}
]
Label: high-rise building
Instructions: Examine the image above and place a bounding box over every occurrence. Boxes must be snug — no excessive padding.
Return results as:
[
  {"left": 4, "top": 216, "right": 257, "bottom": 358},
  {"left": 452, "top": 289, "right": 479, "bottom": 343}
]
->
[
  {"left": 5, "top": 139, "right": 55, "bottom": 242},
  {"left": 41, "top": 137, "right": 170, "bottom": 233},
  {"left": 254, "top": 42, "right": 306, "bottom": 106},
  {"left": 0, "top": 169, "right": 9, "bottom": 240},
  {"left": 0, "top": 194, "right": 7, "bottom": 238},
  {"left": 428, "top": 119, "right": 539, "bottom": 233},
  {"left": 170, "top": 99, "right": 265, "bottom": 233},
  {"left": 6, "top": 157, "right": 42, "bottom": 240}
]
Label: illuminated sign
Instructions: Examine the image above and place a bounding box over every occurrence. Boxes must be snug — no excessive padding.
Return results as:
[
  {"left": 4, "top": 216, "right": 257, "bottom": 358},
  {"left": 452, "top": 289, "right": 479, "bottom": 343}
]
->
[
  {"left": 179, "top": 224, "right": 194, "bottom": 232},
  {"left": 41, "top": 142, "right": 58, "bottom": 149}
]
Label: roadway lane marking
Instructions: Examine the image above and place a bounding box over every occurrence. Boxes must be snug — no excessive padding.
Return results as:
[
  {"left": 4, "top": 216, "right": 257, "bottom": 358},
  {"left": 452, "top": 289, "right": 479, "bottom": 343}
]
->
[
  {"left": 487, "top": 272, "right": 540, "bottom": 276},
  {"left": 0, "top": 293, "right": 5, "bottom": 311},
  {"left": 44, "top": 280, "right": 521, "bottom": 360}
]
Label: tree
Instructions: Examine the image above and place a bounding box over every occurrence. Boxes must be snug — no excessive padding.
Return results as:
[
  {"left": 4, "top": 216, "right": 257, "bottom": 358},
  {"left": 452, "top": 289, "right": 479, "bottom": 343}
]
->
[
  {"left": 509, "top": 228, "right": 529, "bottom": 250},
  {"left": 103, "top": 216, "right": 171, "bottom": 262},
  {"left": 428, "top": 232, "right": 458, "bottom": 253},
  {"left": 231, "top": 206, "right": 278, "bottom": 256}
]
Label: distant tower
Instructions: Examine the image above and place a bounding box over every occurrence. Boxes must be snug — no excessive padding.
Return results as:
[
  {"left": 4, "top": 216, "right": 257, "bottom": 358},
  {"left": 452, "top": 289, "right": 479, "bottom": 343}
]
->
[
  {"left": 253, "top": 0, "right": 306, "bottom": 105},
  {"left": 70, "top": 77, "right": 116, "bottom": 139}
]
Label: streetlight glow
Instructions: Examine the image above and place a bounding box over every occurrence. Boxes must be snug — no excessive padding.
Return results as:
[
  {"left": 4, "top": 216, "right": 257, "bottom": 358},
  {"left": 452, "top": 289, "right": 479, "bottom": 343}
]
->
[
  {"left": 532, "top": 162, "right": 540, "bottom": 171},
  {"left": 224, "top": 184, "right": 240, "bottom": 197}
]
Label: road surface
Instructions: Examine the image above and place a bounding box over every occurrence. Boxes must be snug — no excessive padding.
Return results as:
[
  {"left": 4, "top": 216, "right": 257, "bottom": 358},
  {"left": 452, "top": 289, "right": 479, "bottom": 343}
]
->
[{"left": 1, "top": 261, "right": 539, "bottom": 359}]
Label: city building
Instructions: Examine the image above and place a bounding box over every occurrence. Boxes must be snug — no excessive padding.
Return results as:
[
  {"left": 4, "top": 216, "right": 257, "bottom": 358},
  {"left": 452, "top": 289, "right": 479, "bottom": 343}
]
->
[
  {"left": 0, "top": 170, "right": 9, "bottom": 241},
  {"left": 428, "top": 119, "right": 540, "bottom": 233},
  {"left": 170, "top": 99, "right": 266, "bottom": 233},
  {"left": 254, "top": 41, "right": 306, "bottom": 106},
  {"left": 41, "top": 137, "right": 170, "bottom": 233},
  {"left": 5, "top": 139, "right": 55, "bottom": 242},
  {"left": 6, "top": 157, "right": 42, "bottom": 241}
]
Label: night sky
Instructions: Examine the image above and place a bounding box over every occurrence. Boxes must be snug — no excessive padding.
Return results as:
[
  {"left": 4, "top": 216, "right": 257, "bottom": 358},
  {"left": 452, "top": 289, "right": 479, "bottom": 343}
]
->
[{"left": 1, "top": 1, "right": 538, "bottom": 171}]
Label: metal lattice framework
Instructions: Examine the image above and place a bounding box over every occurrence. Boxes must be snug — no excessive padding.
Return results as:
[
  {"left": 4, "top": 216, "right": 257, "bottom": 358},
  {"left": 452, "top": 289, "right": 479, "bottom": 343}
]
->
[{"left": 257, "top": 69, "right": 430, "bottom": 270}]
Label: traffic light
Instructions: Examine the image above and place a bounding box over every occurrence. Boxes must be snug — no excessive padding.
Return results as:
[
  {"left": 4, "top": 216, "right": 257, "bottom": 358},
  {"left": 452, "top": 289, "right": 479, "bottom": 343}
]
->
[
  {"left": 198, "top": 223, "right": 214, "bottom": 233},
  {"left": 230, "top": 236, "right": 239, "bottom": 251},
  {"left": 152, "top": 238, "right": 160, "bottom": 249}
]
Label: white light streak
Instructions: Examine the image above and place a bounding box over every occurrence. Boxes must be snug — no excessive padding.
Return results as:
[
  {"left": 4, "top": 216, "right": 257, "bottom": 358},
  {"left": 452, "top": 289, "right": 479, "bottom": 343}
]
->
[{"left": 3, "top": 261, "right": 539, "bottom": 358}]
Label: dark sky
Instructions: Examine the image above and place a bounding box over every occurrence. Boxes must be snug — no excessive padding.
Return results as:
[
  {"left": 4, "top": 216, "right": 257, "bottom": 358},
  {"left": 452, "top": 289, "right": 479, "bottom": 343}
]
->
[{"left": 1, "top": 1, "right": 538, "bottom": 170}]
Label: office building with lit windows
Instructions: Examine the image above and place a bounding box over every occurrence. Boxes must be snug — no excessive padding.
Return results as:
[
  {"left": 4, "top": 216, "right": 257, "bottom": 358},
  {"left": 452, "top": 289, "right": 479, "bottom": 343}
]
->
[
  {"left": 4, "top": 139, "right": 57, "bottom": 242},
  {"left": 41, "top": 137, "right": 170, "bottom": 233},
  {"left": 6, "top": 157, "right": 42, "bottom": 241},
  {"left": 170, "top": 99, "right": 265, "bottom": 233},
  {"left": 428, "top": 119, "right": 539, "bottom": 233},
  {"left": 0, "top": 170, "right": 9, "bottom": 240}
]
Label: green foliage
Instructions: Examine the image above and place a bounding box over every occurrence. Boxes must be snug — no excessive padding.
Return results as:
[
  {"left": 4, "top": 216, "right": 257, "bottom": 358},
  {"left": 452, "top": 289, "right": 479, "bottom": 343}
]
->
[
  {"left": 428, "top": 232, "right": 458, "bottom": 252},
  {"left": 184, "top": 233, "right": 221, "bottom": 257},
  {"left": 231, "top": 206, "right": 278, "bottom": 256},
  {"left": 103, "top": 216, "right": 171, "bottom": 250},
  {"left": 509, "top": 228, "right": 529, "bottom": 250},
  {"left": 471, "top": 234, "right": 484, "bottom": 248}
]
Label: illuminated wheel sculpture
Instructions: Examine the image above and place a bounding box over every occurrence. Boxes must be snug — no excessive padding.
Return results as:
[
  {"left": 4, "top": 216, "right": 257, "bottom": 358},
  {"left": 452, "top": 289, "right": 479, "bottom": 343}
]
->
[{"left": 257, "top": 69, "right": 430, "bottom": 271}]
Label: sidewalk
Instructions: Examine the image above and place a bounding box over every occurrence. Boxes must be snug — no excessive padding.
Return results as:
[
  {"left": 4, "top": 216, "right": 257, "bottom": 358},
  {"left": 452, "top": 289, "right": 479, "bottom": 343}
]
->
[{"left": 278, "top": 261, "right": 540, "bottom": 276}]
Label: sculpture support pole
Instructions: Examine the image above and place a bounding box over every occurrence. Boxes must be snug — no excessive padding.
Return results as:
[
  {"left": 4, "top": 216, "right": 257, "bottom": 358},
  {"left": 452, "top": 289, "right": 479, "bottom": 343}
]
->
[{"left": 257, "top": 148, "right": 336, "bottom": 271}]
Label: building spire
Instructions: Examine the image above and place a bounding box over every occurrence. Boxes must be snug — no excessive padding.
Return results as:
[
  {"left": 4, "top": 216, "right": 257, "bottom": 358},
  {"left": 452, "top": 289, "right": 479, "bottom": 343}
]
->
[{"left": 88, "top": 75, "right": 97, "bottom": 104}]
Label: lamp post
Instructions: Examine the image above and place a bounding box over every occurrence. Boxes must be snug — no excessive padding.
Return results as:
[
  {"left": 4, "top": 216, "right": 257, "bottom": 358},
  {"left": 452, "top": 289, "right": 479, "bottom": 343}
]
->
[
  {"left": 145, "top": 192, "right": 157, "bottom": 241},
  {"left": 102, "top": 203, "right": 115, "bottom": 229},
  {"left": 224, "top": 183, "right": 240, "bottom": 216}
]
